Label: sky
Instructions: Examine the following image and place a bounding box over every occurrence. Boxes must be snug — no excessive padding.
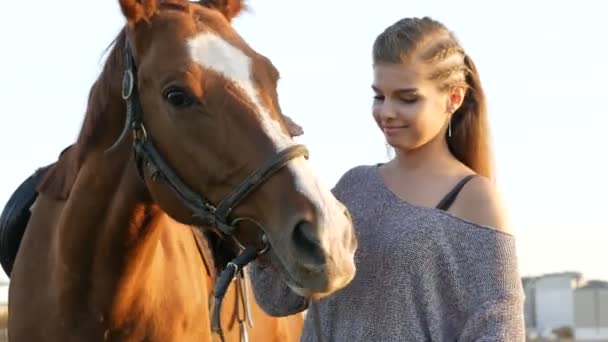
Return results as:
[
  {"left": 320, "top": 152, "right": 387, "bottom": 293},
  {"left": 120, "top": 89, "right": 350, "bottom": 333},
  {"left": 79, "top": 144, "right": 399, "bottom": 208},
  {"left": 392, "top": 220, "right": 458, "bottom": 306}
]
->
[{"left": 0, "top": 0, "right": 607, "bottom": 300}]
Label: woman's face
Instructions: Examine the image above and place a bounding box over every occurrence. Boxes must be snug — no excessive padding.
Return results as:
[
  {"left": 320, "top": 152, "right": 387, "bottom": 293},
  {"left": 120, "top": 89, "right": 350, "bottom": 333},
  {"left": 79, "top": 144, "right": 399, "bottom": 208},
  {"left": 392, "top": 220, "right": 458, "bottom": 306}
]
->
[{"left": 371, "top": 62, "right": 454, "bottom": 152}]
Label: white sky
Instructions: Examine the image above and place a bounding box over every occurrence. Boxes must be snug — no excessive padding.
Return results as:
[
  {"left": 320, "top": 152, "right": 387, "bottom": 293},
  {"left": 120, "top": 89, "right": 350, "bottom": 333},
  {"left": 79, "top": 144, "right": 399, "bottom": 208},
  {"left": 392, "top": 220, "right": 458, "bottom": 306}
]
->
[{"left": 0, "top": 1, "right": 607, "bottom": 300}]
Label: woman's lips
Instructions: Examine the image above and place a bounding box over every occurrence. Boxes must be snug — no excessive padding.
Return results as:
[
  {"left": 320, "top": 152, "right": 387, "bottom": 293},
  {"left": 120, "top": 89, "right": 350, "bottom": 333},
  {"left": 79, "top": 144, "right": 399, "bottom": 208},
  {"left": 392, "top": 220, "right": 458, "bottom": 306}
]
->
[{"left": 382, "top": 126, "right": 407, "bottom": 134}]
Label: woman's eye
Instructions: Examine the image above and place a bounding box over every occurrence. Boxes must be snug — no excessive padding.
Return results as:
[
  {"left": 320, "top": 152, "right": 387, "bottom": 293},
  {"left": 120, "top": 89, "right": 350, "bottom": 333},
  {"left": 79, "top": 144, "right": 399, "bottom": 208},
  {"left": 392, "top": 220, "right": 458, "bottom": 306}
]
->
[
  {"left": 163, "top": 87, "right": 194, "bottom": 108},
  {"left": 400, "top": 97, "right": 418, "bottom": 104},
  {"left": 373, "top": 95, "right": 384, "bottom": 101}
]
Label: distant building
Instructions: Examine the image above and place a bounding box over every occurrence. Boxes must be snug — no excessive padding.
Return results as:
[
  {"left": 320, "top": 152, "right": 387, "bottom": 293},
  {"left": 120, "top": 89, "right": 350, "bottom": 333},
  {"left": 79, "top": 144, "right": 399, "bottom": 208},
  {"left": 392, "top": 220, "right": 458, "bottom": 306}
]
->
[
  {"left": 523, "top": 271, "right": 583, "bottom": 338},
  {"left": 524, "top": 272, "right": 608, "bottom": 340},
  {"left": 522, "top": 277, "right": 538, "bottom": 331},
  {"left": 574, "top": 280, "right": 608, "bottom": 340}
]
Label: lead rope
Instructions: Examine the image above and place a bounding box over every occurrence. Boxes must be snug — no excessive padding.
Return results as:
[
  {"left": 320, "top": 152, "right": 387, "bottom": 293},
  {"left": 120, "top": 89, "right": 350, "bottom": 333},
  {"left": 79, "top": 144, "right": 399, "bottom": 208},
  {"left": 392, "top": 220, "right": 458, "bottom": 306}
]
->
[{"left": 211, "top": 247, "right": 258, "bottom": 342}]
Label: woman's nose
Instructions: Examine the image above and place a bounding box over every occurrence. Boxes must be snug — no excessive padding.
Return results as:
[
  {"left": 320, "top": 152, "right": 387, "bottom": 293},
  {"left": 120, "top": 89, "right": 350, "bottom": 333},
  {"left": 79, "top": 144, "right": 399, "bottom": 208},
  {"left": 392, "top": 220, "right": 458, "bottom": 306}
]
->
[{"left": 377, "top": 99, "right": 397, "bottom": 120}]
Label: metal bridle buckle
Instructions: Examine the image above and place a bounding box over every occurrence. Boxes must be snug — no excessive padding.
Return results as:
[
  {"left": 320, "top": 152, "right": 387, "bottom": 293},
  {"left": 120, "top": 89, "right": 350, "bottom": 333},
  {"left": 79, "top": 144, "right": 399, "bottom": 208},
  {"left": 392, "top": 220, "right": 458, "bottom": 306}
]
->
[
  {"left": 231, "top": 233, "right": 270, "bottom": 256},
  {"left": 132, "top": 124, "right": 148, "bottom": 142},
  {"left": 230, "top": 217, "right": 271, "bottom": 256},
  {"left": 225, "top": 261, "right": 239, "bottom": 275},
  {"left": 122, "top": 69, "right": 134, "bottom": 100}
]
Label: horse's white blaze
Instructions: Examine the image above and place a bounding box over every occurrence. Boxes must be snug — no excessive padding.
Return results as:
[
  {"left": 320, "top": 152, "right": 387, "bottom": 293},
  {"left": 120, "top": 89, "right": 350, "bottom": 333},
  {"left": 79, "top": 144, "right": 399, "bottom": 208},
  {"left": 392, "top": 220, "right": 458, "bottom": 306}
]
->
[
  {"left": 187, "top": 32, "right": 348, "bottom": 249},
  {"left": 186, "top": 32, "right": 291, "bottom": 151}
]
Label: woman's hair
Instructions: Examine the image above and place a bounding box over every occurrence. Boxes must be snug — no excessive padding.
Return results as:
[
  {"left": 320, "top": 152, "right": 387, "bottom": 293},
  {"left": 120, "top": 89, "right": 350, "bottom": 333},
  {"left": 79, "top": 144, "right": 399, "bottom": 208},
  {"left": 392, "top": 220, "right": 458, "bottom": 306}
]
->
[{"left": 372, "top": 17, "right": 493, "bottom": 179}]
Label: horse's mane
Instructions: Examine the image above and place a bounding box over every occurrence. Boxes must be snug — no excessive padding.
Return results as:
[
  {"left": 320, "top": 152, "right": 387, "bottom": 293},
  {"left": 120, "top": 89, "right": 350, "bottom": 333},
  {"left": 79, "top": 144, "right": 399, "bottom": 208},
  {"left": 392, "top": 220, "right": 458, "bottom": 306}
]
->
[{"left": 37, "top": 29, "right": 128, "bottom": 200}]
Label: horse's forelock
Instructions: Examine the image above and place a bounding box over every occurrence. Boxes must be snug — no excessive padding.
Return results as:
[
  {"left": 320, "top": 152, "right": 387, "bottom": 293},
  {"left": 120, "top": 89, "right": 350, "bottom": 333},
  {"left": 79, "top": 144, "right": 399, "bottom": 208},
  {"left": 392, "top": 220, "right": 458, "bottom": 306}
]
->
[
  {"left": 196, "top": 0, "right": 247, "bottom": 21},
  {"left": 119, "top": 0, "right": 159, "bottom": 24}
]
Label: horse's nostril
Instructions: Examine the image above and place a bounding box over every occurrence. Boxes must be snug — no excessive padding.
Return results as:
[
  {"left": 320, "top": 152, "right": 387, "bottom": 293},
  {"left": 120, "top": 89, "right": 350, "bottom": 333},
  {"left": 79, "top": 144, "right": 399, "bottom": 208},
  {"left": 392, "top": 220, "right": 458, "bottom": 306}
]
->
[{"left": 292, "top": 220, "right": 325, "bottom": 267}]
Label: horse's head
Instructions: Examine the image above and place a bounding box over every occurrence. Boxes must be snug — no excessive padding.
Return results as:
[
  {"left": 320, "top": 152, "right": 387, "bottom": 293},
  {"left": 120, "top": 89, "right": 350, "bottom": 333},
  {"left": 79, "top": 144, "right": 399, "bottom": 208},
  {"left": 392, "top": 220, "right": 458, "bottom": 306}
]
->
[{"left": 114, "top": 0, "right": 356, "bottom": 298}]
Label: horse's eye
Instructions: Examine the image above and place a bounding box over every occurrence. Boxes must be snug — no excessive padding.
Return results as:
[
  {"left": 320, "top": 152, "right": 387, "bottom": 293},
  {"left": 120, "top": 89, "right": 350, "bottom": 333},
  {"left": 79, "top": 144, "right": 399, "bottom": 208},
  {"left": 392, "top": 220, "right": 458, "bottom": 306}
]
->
[{"left": 163, "top": 87, "right": 194, "bottom": 108}]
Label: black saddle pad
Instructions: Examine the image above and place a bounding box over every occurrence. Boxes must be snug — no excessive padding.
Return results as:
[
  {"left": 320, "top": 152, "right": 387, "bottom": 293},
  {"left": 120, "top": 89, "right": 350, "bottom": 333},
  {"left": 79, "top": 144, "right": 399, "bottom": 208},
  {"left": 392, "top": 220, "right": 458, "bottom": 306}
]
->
[{"left": 0, "top": 167, "right": 48, "bottom": 277}]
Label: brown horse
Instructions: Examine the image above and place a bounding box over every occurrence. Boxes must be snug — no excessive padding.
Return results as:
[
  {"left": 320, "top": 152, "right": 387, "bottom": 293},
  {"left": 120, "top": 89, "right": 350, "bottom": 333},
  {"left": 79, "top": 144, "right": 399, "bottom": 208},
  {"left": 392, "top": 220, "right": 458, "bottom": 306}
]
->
[{"left": 7, "top": 0, "right": 357, "bottom": 341}]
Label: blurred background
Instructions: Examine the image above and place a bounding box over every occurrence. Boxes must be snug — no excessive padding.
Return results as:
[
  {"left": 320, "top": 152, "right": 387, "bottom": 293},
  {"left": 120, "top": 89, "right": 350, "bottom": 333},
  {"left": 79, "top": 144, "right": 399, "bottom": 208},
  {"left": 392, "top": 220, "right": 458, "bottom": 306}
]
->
[{"left": 1, "top": 1, "right": 606, "bottom": 340}]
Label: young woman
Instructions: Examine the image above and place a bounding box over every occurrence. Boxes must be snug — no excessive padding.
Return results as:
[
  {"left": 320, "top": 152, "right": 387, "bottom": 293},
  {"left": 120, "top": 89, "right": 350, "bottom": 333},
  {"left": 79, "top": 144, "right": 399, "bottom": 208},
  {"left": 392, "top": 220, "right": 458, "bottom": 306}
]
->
[{"left": 250, "top": 16, "right": 525, "bottom": 341}]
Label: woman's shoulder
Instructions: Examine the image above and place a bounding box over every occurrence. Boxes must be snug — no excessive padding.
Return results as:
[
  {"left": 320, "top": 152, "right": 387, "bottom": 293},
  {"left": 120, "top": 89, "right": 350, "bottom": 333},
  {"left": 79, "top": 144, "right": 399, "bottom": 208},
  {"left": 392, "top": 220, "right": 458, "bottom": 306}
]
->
[
  {"left": 331, "top": 164, "right": 388, "bottom": 204},
  {"left": 448, "top": 175, "right": 514, "bottom": 236},
  {"left": 334, "top": 164, "right": 378, "bottom": 188}
]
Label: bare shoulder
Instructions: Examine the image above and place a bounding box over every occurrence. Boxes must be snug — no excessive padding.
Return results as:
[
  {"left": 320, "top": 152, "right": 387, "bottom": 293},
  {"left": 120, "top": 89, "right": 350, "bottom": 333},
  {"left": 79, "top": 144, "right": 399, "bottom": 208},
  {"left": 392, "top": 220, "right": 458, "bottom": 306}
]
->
[{"left": 450, "top": 175, "right": 513, "bottom": 235}]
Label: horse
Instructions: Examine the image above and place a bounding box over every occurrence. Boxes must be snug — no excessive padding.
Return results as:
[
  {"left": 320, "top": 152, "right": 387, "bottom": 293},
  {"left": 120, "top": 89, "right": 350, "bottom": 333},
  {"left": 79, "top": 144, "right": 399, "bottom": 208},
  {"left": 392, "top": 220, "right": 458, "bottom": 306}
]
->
[{"left": 5, "top": 0, "right": 358, "bottom": 340}]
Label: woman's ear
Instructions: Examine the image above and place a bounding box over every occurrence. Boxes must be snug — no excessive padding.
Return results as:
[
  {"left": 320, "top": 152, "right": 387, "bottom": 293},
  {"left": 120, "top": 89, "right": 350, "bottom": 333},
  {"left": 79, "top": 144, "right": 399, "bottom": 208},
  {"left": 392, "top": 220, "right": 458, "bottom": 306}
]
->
[{"left": 447, "top": 85, "right": 466, "bottom": 112}]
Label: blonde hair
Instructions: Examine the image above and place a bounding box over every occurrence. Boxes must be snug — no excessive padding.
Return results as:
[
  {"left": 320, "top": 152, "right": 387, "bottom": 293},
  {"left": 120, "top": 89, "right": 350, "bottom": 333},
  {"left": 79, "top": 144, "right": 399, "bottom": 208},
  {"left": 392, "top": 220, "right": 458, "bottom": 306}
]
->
[{"left": 372, "top": 17, "right": 493, "bottom": 179}]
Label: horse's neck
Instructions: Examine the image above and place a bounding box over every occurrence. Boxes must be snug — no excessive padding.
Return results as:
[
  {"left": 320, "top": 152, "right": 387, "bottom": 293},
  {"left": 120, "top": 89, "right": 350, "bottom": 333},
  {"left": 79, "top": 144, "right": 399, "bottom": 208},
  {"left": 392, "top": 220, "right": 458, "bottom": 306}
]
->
[
  {"left": 57, "top": 37, "right": 162, "bottom": 272},
  {"left": 54, "top": 103, "right": 172, "bottom": 312},
  {"left": 54, "top": 148, "right": 215, "bottom": 337},
  {"left": 60, "top": 148, "right": 157, "bottom": 260}
]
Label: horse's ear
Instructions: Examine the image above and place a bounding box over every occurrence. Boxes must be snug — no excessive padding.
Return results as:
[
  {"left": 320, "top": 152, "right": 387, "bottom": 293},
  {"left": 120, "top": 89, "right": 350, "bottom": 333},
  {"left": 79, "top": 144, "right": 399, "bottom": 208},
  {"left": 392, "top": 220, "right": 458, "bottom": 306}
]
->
[
  {"left": 283, "top": 115, "right": 304, "bottom": 137},
  {"left": 118, "top": 0, "right": 158, "bottom": 25},
  {"left": 199, "top": 0, "right": 245, "bottom": 21}
]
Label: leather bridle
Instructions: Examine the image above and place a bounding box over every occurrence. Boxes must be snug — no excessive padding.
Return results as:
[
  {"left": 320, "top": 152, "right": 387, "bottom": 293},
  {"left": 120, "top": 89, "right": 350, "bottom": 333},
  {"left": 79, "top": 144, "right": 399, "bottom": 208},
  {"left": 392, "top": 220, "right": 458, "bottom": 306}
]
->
[{"left": 108, "top": 37, "right": 310, "bottom": 342}]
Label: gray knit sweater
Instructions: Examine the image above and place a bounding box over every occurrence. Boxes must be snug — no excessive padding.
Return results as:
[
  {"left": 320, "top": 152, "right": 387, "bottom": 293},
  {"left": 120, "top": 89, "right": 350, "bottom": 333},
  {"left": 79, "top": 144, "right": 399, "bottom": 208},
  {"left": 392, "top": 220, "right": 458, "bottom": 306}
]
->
[{"left": 250, "top": 165, "right": 525, "bottom": 341}]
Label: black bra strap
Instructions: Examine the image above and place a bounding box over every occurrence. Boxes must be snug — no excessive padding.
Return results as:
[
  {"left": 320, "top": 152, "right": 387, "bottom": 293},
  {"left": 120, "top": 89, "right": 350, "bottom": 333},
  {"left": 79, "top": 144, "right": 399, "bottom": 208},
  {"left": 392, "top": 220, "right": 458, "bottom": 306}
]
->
[{"left": 435, "top": 175, "right": 476, "bottom": 211}]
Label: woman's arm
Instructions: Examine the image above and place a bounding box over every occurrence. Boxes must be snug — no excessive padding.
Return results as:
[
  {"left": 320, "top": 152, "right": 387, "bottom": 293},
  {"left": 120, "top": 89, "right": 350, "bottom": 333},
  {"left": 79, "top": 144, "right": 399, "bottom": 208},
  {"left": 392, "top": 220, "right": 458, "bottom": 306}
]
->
[
  {"left": 452, "top": 176, "right": 525, "bottom": 341},
  {"left": 458, "top": 296, "right": 525, "bottom": 341}
]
